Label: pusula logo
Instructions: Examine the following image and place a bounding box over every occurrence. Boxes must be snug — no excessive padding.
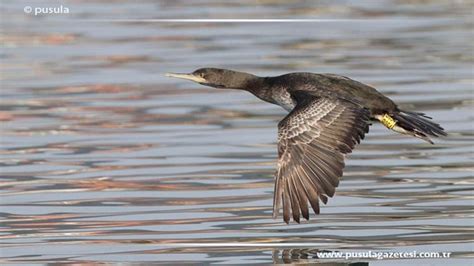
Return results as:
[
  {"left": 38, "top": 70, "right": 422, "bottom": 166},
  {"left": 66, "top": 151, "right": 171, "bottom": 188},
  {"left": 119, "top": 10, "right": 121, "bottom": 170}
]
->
[{"left": 24, "top": 5, "right": 70, "bottom": 16}]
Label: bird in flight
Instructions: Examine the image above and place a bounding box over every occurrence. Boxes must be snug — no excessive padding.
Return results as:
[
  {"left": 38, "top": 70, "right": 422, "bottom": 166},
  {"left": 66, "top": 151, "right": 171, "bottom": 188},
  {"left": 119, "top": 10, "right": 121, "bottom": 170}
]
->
[{"left": 166, "top": 68, "right": 446, "bottom": 224}]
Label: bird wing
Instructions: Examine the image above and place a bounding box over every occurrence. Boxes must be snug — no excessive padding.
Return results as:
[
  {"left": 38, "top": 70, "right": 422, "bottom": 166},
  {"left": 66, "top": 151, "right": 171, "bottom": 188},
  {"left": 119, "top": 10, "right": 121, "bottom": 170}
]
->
[{"left": 273, "top": 91, "right": 371, "bottom": 223}]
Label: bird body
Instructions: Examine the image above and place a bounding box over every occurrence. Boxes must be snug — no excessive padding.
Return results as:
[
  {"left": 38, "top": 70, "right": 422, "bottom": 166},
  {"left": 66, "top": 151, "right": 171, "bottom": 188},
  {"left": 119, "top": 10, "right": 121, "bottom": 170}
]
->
[
  {"left": 255, "top": 72, "right": 397, "bottom": 114},
  {"left": 166, "top": 68, "right": 446, "bottom": 223}
]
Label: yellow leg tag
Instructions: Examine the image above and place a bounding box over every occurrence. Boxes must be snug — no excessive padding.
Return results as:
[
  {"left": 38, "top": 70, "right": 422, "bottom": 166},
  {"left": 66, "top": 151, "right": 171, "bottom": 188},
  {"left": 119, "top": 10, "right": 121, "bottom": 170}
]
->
[{"left": 381, "top": 114, "right": 396, "bottom": 129}]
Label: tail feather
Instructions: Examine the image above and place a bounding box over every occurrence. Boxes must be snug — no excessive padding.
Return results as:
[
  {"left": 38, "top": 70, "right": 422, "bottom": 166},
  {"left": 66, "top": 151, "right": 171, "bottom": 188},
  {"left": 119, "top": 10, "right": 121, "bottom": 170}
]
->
[{"left": 392, "top": 110, "right": 447, "bottom": 143}]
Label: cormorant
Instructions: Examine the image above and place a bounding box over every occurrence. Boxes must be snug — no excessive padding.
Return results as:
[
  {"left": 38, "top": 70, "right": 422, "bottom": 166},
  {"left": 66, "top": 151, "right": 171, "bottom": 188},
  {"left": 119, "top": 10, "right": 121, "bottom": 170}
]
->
[{"left": 166, "top": 68, "right": 446, "bottom": 224}]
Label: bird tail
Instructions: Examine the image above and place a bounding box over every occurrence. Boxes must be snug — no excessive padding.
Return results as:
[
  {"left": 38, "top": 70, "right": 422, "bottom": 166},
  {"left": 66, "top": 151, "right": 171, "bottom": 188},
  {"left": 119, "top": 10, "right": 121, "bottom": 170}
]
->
[{"left": 378, "top": 111, "right": 447, "bottom": 144}]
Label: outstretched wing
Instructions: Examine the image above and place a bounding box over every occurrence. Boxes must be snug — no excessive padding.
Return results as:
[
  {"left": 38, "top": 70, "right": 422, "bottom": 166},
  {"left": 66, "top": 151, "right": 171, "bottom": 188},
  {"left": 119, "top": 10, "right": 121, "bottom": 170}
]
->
[{"left": 273, "top": 92, "right": 371, "bottom": 223}]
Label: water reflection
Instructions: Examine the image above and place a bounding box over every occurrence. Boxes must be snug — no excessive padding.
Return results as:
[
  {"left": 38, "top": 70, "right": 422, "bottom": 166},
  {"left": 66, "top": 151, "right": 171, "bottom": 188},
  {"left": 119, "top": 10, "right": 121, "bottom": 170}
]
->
[
  {"left": 1, "top": 0, "right": 473, "bottom": 264},
  {"left": 272, "top": 249, "right": 369, "bottom": 265}
]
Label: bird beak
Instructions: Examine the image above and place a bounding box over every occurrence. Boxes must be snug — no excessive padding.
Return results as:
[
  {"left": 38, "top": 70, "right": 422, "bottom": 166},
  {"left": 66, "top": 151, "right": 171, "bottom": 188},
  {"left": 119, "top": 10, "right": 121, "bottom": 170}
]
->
[{"left": 165, "top": 72, "right": 206, "bottom": 83}]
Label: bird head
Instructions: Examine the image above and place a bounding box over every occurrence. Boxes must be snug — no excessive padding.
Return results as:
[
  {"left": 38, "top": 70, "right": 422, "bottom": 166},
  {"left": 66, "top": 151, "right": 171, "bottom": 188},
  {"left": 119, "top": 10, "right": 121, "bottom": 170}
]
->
[{"left": 166, "top": 68, "right": 257, "bottom": 90}]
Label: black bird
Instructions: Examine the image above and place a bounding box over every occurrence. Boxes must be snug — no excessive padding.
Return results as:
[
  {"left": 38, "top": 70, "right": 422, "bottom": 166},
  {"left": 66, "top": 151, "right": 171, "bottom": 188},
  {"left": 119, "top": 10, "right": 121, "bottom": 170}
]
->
[{"left": 166, "top": 68, "right": 447, "bottom": 224}]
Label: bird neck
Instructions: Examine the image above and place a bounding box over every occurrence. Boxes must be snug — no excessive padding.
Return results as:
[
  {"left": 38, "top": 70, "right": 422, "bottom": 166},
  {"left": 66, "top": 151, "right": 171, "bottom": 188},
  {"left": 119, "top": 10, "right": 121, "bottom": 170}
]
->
[
  {"left": 240, "top": 76, "right": 273, "bottom": 102},
  {"left": 215, "top": 70, "right": 274, "bottom": 103}
]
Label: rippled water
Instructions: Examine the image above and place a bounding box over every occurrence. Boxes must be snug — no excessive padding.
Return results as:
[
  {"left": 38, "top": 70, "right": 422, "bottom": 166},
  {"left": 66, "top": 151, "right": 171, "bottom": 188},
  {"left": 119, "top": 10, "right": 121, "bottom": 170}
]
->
[{"left": 1, "top": 0, "right": 473, "bottom": 265}]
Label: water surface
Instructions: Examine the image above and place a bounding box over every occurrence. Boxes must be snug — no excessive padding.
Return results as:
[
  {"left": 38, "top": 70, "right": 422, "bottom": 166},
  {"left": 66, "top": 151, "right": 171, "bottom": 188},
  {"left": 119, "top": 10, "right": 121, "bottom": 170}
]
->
[{"left": 1, "top": 0, "right": 473, "bottom": 264}]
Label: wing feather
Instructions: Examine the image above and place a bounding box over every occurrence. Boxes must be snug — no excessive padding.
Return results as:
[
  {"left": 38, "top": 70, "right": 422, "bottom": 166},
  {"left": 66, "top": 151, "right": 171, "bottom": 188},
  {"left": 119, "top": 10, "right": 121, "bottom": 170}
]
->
[{"left": 273, "top": 92, "right": 370, "bottom": 223}]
